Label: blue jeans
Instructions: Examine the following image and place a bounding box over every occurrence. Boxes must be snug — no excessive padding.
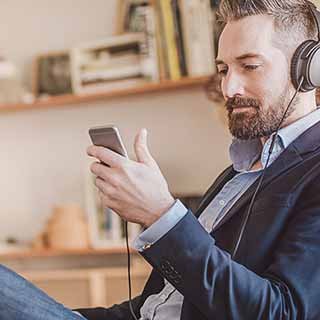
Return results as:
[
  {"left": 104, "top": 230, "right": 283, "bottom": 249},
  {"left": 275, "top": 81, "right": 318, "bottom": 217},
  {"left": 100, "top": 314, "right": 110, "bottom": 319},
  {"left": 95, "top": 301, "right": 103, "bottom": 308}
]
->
[{"left": 0, "top": 264, "right": 84, "bottom": 319}]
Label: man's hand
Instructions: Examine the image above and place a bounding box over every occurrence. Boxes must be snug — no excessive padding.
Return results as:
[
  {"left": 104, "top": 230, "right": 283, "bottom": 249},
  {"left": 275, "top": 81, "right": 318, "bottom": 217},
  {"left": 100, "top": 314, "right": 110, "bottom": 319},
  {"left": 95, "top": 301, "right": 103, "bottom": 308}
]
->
[{"left": 87, "top": 128, "right": 175, "bottom": 228}]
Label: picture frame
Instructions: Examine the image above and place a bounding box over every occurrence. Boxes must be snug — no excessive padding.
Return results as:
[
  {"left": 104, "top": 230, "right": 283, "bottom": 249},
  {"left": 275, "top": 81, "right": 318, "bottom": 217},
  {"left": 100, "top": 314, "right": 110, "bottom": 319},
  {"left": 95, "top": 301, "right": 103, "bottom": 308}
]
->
[{"left": 32, "top": 50, "right": 72, "bottom": 97}]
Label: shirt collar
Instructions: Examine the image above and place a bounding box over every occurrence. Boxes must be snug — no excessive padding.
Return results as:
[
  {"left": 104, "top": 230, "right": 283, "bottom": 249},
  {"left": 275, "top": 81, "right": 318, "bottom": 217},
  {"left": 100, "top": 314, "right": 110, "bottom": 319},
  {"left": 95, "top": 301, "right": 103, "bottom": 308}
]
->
[{"left": 230, "top": 108, "right": 320, "bottom": 172}]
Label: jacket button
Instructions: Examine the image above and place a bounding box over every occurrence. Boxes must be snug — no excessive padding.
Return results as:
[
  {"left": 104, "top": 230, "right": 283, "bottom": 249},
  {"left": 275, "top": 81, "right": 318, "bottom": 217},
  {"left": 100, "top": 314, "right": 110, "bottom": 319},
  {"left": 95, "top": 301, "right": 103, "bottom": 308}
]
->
[
  {"left": 160, "top": 260, "right": 175, "bottom": 275},
  {"left": 142, "top": 243, "right": 152, "bottom": 251},
  {"left": 172, "top": 277, "right": 181, "bottom": 284}
]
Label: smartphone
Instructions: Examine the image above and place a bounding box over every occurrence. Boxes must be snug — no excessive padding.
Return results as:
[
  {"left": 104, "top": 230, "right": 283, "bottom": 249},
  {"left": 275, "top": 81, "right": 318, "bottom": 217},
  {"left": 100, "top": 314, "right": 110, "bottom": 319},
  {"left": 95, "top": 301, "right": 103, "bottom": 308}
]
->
[{"left": 88, "top": 125, "right": 128, "bottom": 158}]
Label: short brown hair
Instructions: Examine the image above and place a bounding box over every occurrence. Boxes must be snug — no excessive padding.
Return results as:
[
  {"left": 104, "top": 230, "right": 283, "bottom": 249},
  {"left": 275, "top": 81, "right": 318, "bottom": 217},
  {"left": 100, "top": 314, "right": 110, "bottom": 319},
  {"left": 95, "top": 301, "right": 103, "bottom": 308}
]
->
[{"left": 218, "top": 0, "right": 318, "bottom": 56}]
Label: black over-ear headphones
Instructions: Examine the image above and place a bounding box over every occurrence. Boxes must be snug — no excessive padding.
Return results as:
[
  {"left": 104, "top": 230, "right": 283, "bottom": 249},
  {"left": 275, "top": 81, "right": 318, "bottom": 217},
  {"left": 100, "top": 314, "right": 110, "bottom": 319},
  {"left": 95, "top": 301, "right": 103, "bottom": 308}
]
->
[{"left": 291, "top": 5, "right": 320, "bottom": 92}]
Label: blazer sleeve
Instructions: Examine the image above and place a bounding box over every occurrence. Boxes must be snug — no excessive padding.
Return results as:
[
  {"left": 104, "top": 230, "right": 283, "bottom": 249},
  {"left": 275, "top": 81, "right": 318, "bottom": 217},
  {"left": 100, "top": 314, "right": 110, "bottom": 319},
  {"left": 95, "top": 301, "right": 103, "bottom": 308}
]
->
[{"left": 139, "top": 180, "right": 320, "bottom": 319}]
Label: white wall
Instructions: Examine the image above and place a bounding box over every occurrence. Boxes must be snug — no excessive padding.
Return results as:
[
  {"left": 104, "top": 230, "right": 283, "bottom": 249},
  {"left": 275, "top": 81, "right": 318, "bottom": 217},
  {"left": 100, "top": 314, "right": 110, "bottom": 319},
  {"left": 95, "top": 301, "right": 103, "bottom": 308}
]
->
[{"left": 0, "top": 0, "right": 231, "bottom": 242}]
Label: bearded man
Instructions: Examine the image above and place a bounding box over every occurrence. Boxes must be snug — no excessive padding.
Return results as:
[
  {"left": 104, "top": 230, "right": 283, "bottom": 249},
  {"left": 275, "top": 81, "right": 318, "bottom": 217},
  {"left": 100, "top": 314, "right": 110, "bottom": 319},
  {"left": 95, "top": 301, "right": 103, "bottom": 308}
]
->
[{"left": 0, "top": 0, "right": 320, "bottom": 319}]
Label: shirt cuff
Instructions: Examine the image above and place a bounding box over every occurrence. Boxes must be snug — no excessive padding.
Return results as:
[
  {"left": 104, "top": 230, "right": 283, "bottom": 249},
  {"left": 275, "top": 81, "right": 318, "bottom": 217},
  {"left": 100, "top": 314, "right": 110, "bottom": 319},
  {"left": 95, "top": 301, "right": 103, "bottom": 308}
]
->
[{"left": 132, "top": 199, "right": 188, "bottom": 252}]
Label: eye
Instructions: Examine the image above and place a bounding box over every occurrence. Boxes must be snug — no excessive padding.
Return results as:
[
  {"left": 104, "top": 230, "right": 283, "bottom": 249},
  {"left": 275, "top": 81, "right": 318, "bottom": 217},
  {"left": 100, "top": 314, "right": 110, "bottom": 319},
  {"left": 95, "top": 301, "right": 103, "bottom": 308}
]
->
[
  {"left": 217, "top": 68, "right": 228, "bottom": 76},
  {"left": 243, "top": 64, "right": 260, "bottom": 71}
]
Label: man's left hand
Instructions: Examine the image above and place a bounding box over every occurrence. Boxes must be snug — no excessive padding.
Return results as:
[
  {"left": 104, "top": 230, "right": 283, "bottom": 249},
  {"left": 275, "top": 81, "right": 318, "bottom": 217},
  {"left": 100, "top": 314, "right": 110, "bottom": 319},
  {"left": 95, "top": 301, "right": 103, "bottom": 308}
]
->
[{"left": 87, "top": 128, "right": 175, "bottom": 229}]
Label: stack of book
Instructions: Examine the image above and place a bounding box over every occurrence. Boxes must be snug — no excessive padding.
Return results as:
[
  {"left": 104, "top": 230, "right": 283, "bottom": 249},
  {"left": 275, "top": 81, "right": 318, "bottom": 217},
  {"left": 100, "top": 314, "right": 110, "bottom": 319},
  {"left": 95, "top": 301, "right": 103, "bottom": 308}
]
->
[
  {"left": 71, "top": 33, "right": 155, "bottom": 94},
  {"left": 119, "top": 0, "right": 217, "bottom": 81}
]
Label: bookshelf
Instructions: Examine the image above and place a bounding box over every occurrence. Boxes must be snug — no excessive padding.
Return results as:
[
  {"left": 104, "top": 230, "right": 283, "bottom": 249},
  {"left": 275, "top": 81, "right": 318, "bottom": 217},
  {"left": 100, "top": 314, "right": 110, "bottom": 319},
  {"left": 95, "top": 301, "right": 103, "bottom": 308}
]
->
[
  {"left": 0, "top": 76, "right": 211, "bottom": 113},
  {"left": 0, "top": 0, "right": 218, "bottom": 113},
  {"left": 0, "top": 0, "right": 217, "bottom": 309}
]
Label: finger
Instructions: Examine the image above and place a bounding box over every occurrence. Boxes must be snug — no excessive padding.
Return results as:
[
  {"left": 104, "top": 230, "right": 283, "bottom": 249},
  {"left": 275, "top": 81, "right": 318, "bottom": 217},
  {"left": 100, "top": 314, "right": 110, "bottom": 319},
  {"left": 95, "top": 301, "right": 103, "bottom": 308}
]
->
[
  {"left": 87, "top": 145, "right": 125, "bottom": 168},
  {"left": 98, "top": 190, "right": 116, "bottom": 209},
  {"left": 91, "top": 162, "right": 123, "bottom": 190},
  {"left": 90, "top": 162, "right": 113, "bottom": 181},
  {"left": 95, "top": 177, "right": 118, "bottom": 200},
  {"left": 98, "top": 188, "right": 122, "bottom": 212},
  {"left": 134, "top": 128, "right": 157, "bottom": 167}
]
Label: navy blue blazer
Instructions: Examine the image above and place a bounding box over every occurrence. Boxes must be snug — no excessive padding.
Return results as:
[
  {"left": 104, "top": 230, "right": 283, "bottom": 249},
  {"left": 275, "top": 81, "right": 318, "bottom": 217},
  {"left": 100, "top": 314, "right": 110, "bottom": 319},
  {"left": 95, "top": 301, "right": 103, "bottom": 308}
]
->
[{"left": 77, "top": 120, "right": 320, "bottom": 319}]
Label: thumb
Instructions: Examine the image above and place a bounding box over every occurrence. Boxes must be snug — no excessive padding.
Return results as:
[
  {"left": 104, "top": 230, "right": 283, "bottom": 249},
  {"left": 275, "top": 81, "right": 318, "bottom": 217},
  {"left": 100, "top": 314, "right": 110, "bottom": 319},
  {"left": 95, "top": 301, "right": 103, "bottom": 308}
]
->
[{"left": 134, "top": 128, "right": 157, "bottom": 167}]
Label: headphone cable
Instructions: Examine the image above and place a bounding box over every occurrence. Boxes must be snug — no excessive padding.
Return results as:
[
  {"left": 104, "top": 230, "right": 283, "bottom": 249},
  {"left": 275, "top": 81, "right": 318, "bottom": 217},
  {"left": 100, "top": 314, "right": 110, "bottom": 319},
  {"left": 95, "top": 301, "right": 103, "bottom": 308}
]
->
[
  {"left": 125, "top": 220, "right": 139, "bottom": 320},
  {"left": 231, "top": 76, "right": 304, "bottom": 259}
]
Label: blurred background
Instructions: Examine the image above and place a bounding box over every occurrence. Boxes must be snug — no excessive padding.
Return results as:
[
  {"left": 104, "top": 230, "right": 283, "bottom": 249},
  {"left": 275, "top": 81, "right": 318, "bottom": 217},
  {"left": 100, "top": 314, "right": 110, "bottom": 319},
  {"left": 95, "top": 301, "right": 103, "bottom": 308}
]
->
[{"left": 3, "top": 0, "right": 314, "bottom": 310}]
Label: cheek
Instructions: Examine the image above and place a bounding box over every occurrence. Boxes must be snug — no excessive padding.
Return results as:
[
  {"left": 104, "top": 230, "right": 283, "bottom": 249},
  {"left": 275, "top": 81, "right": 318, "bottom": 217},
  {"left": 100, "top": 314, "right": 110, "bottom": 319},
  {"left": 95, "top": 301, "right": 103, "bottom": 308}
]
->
[
  {"left": 264, "top": 55, "right": 291, "bottom": 96},
  {"left": 244, "top": 77, "right": 269, "bottom": 104},
  {"left": 253, "top": 66, "right": 289, "bottom": 106}
]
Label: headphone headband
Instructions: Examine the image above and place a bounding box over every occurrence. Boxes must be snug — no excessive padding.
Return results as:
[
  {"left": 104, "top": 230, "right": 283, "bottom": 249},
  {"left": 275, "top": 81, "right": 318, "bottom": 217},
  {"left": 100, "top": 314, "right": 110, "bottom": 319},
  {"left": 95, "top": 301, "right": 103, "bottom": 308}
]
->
[
  {"left": 310, "top": 6, "right": 320, "bottom": 41},
  {"left": 290, "top": 5, "right": 320, "bottom": 92}
]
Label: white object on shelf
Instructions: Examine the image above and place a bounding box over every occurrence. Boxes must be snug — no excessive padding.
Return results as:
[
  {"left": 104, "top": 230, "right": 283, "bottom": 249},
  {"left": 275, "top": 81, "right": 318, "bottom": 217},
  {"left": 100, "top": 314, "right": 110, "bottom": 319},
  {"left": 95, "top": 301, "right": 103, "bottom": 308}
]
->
[
  {"left": 71, "top": 33, "right": 157, "bottom": 94},
  {"left": 0, "top": 58, "right": 34, "bottom": 104},
  {"left": 81, "top": 65, "right": 143, "bottom": 82},
  {"left": 0, "top": 60, "right": 16, "bottom": 79}
]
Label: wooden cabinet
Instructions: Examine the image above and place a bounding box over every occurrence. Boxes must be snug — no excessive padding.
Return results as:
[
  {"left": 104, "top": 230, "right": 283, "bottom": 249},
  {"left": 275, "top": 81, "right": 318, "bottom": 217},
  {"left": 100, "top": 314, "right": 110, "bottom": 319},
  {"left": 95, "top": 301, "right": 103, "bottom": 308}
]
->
[
  {"left": 22, "top": 265, "right": 151, "bottom": 309},
  {"left": 0, "top": 249, "right": 151, "bottom": 309}
]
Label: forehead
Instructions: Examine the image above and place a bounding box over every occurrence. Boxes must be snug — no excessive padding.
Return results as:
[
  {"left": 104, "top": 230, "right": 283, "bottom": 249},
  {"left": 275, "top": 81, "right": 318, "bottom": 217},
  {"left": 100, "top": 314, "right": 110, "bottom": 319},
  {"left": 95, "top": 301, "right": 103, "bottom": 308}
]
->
[{"left": 217, "top": 15, "right": 276, "bottom": 62}]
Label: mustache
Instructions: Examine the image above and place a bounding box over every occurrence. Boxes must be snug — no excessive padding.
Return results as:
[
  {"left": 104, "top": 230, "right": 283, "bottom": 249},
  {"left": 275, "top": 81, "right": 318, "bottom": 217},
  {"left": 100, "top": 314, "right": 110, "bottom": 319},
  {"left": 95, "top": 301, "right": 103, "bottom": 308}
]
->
[{"left": 226, "top": 96, "right": 261, "bottom": 111}]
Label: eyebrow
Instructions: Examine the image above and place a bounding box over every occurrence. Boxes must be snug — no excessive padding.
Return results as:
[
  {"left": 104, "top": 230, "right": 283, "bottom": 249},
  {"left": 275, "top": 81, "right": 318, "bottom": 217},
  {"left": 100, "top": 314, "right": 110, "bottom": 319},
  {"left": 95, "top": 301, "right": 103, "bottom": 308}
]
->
[{"left": 216, "top": 53, "right": 265, "bottom": 66}]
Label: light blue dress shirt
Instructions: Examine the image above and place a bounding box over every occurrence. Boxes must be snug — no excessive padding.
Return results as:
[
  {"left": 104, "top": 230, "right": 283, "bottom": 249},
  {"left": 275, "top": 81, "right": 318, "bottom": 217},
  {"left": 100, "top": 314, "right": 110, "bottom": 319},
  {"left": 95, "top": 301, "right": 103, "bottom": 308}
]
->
[{"left": 132, "top": 108, "right": 320, "bottom": 320}]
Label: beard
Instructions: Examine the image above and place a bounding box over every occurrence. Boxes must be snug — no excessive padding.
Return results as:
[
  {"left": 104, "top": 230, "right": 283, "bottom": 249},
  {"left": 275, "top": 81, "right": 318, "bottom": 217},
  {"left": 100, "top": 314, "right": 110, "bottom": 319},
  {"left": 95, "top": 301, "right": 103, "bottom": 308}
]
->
[{"left": 226, "top": 84, "right": 296, "bottom": 140}]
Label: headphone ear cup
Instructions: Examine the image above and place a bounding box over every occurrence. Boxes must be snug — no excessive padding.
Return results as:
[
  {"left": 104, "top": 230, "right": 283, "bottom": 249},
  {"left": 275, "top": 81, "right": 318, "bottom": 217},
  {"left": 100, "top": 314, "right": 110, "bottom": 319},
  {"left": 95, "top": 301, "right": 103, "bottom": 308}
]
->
[
  {"left": 308, "top": 44, "right": 320, "bottom": 89},
  {"left": 291, "top": 40, "right": 316, "bottom": 92}
]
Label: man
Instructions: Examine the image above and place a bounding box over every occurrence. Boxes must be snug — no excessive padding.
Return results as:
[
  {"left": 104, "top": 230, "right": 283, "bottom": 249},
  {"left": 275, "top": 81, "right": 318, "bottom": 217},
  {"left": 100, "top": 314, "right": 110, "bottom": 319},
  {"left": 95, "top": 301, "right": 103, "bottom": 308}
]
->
[
  {"left": 79, "top": 0, "right": 320, "bottom": 319},
  {"left": 1, "top": 0, "right": 320, "bottom": 319}
]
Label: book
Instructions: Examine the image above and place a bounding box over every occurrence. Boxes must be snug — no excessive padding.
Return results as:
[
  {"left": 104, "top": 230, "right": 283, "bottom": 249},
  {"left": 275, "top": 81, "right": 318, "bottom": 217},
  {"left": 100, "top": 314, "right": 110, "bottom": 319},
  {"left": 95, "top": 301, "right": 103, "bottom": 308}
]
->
[
  {"left": 77, "top": 77, "right": 149, "bottom": 95},
  {"left": 171, "top": 0, "right": 188, "bottom": 76},
  {"left": 116, "top": 1, "right": 160, "bottom": 82},
  {"left": 153, "top": 0, "right": 170, "bottom": 80},
  {"left": 179, "top": 0, "right": 216, "bottom": 76},
  {"left": 158, "top": 0, "right": 182, "bottom": 80},
  {"left": 134, "top": 5, "right": 160, "bottom": 82},
  {"left": 81, "top": 65, "right": 143, "bottom": 83}
]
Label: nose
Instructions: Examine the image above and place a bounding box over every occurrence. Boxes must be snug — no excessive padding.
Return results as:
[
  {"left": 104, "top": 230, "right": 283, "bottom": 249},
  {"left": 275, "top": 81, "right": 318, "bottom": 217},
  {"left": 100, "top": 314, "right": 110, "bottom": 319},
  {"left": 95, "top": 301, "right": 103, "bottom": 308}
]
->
[{"left": 221, "top": 70, "right": 245, "bottom": 100}]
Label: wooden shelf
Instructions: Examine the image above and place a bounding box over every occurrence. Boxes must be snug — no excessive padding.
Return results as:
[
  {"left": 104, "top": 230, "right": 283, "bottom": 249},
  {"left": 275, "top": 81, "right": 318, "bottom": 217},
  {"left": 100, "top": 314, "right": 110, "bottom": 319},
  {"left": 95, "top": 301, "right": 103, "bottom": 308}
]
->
[
  {"left": 0, "top": 76, "right": 210, "bottom": 113},
  {"left": 0, "top": 247, "right": 137, "bottom": 259}
]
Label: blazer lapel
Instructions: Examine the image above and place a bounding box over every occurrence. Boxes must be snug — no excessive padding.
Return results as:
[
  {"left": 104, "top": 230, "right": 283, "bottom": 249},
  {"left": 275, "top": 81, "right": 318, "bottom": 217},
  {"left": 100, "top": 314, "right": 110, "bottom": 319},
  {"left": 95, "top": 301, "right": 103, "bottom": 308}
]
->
[
  {"left": 213, "top": 143, "right": 303, "bottom": 231},
  {"left": 194, "top": 119, "right": 320, "bottom": 232}
]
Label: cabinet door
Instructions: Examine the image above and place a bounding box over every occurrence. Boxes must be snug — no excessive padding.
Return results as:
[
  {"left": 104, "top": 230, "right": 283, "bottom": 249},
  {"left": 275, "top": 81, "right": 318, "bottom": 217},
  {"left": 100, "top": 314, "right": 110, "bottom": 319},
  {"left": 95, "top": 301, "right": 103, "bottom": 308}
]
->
[
  {"left": 105, "top": 270, "right": 150, "bottom": 307},
  {"left": 23, "top": 265, "right": 151, "bottom": 309},
  {"left": 33, "top": 277, "right": 92, "bottom": 308}
]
